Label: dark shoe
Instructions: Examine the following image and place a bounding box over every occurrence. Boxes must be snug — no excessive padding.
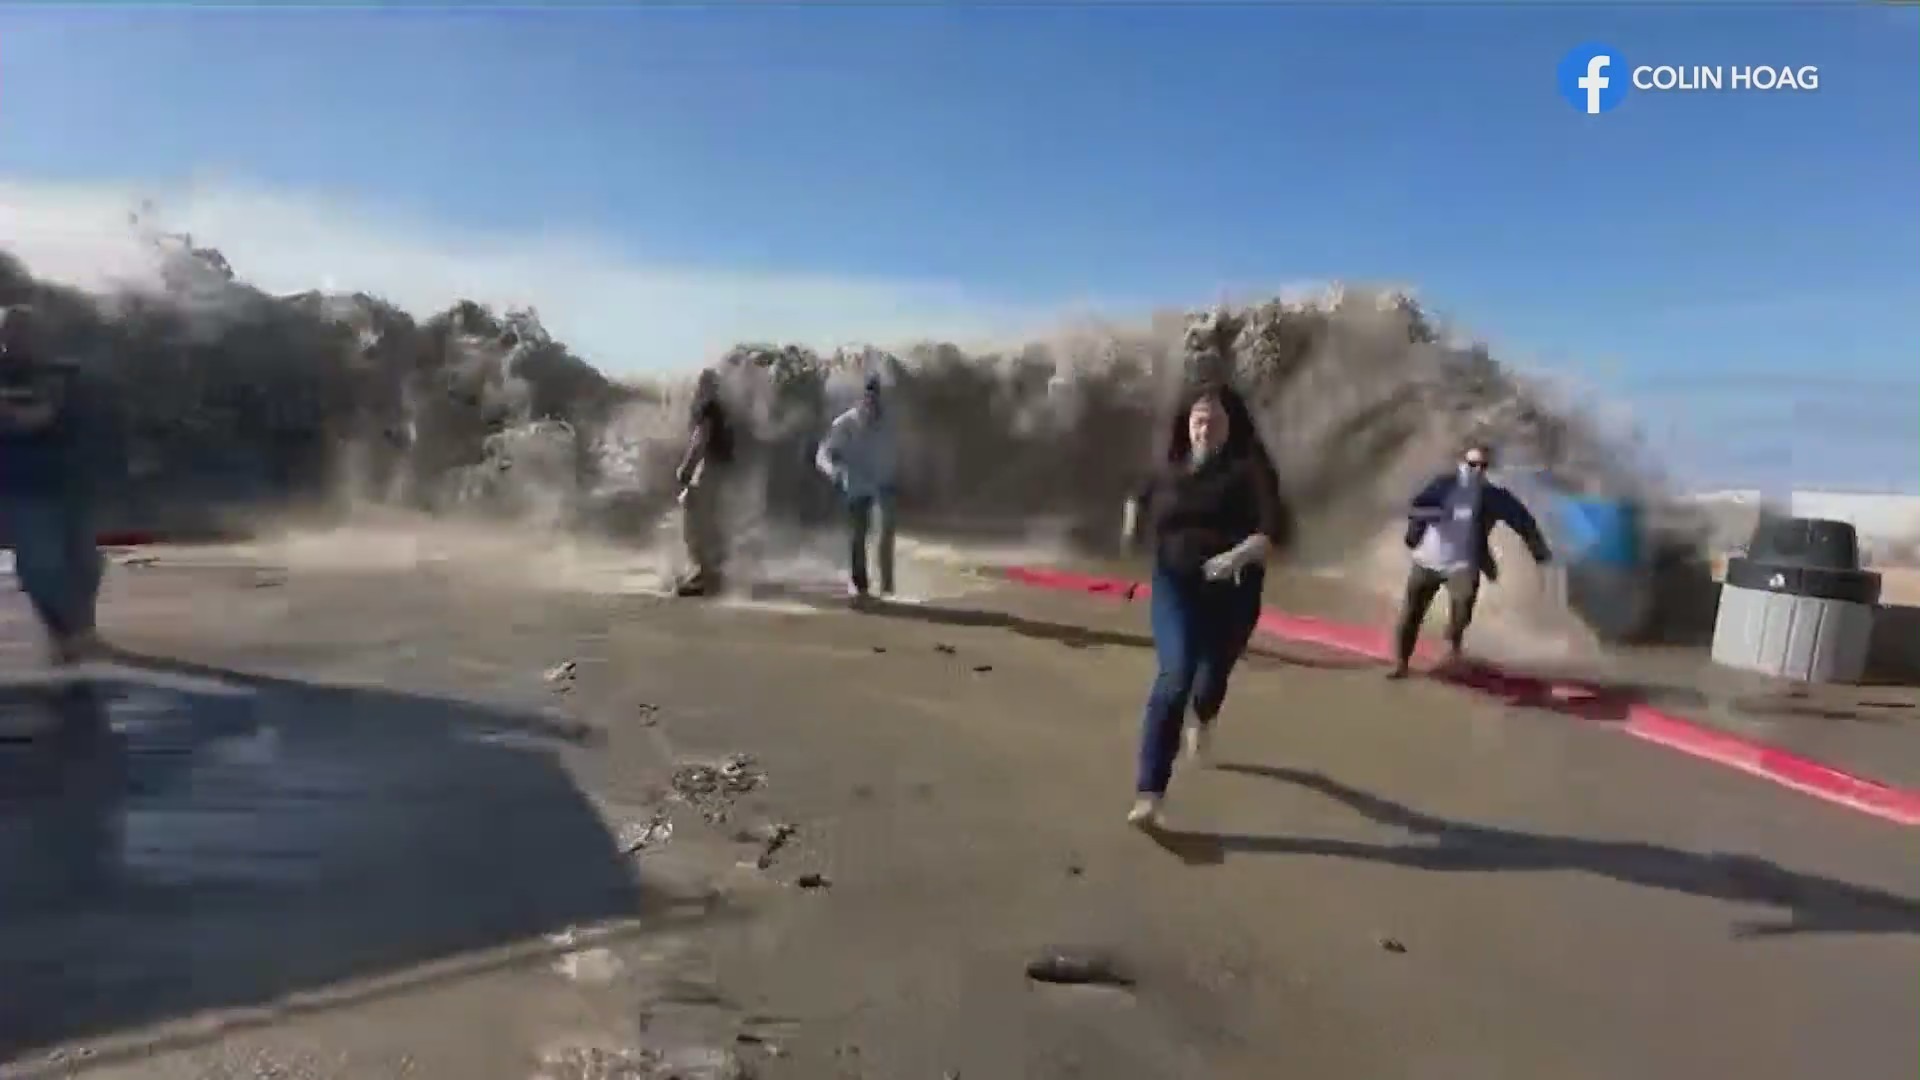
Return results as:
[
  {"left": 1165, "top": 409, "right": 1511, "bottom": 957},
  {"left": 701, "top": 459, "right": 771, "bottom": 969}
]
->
[
  {"left": 675, "top": 576, "right": 716, "bottom": 598},
  {"left": 1384, "top": 663, "right": 1410, "bottom": 681},
  {"left": 47, "top": 630, "right": 103, "bottom": 667},
  {"left": 64, "top": 630, "right": 104, "bottom": 663}
]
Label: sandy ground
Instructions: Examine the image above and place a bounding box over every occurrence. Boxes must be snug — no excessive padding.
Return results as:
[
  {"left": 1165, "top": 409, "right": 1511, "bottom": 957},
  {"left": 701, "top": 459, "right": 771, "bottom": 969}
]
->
[{"left": 3, "top": 534, "right": 1917, "bottom": 1079}]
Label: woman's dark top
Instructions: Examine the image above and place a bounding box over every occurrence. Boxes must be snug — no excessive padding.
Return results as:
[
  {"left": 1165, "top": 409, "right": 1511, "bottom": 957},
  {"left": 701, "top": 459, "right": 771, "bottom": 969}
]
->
[
  {"left": 1137, "top": 447, "right": 1290, "bottom": 575},
  {"left": 690, "top": 396, "right": 735, "bottom": 466}
]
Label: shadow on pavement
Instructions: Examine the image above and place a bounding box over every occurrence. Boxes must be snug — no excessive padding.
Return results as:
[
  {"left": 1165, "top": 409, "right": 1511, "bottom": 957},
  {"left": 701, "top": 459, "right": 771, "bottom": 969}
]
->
[
  {"left": 0, "top": 649, "right": 667, "bottom": 1066},
  {"left": 856, "top": 597, "right": 1373, "bottom": 671},
  {"left": 1147, "top": 764, "right": 1920, "bottom": 940},
  {"left": 732, "top": 579, "right": 1368, "bottom": 670}
]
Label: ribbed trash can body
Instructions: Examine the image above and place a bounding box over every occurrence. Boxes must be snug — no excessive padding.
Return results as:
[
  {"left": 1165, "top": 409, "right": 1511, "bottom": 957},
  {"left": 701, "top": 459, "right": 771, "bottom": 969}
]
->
[{"left": 1710, "top": 517, "right": 1880, "bottom": 683}]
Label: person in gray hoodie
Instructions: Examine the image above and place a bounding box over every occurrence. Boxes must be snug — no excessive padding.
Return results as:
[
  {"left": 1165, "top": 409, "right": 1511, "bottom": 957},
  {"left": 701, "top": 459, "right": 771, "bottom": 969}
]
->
[{"left": 814, "top": 375, "right": 899, "bottom": 599}]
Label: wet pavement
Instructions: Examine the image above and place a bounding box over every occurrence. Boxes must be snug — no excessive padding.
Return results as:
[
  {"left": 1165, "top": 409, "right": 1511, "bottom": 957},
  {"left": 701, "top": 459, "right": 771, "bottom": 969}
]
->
[
  {"left": 0, "top": 661, "right": 648, "bottom": 1067},
  {"left": 1044, "top": 552, "right": 1920, "bottom": 791},
  {"left": 0, "top": 538, "right": 1915, "bottom": 1078}
]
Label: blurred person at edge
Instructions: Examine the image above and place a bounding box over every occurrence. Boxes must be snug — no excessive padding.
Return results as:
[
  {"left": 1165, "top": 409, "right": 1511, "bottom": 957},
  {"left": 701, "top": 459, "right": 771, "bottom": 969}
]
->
[
  {"left": 0, "top": 306, "right": 111, "bottom": 663},
  {"left": 1120, "top": 381, "right": 1292, "bottom": 830},
  {"left": 673, "top": 368, "right": 737, "bottom": 598},
  {"left": 814, "top": 374, "right": 899, "bottom": 601},
  {"left": 1387, "top": 441, "right": 1552, "bottom": 679}
]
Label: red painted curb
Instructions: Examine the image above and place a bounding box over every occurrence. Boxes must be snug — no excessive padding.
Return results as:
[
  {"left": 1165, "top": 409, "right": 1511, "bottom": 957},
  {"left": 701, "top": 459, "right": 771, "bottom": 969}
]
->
[
  {"left": 1622, "top": 706, "right": 1920, "bottom": 826},
  {"left": 999, "top": 565, "right": 1920, "bottom": 827},
  {"left": 1001, "top": 566, "right": 1148, "bottom": 599}
]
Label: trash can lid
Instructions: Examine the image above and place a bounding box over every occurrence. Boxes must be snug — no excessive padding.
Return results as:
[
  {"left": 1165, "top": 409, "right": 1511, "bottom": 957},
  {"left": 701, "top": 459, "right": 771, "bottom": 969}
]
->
[
  {"left": 1745, "top": 516, "right": 1861, "bottom": 572},
  {"left": 1724, "top": 556, "right": 1881, "bottom": 605}
]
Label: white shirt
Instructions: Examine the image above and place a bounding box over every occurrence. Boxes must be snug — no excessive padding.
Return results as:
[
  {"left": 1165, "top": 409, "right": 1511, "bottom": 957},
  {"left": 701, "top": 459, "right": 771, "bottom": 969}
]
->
[
  {"left": 1411, "top": 499, "right": 1477, "bottom": 574},
  {"left": 814, "top": 404, "right": 898, "bottom": 499}
]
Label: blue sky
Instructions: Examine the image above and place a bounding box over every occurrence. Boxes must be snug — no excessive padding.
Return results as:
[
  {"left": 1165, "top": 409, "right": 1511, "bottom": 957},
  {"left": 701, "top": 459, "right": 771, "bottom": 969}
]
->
[{"left": 0, "top": 3, "right": 1914, "bottom": 491}]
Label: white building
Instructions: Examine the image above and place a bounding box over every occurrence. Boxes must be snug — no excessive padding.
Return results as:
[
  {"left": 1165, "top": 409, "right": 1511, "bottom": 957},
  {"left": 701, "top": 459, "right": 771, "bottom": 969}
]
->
[{"left": 1685, "top": 489, "right": 1920, "bottom": 564}]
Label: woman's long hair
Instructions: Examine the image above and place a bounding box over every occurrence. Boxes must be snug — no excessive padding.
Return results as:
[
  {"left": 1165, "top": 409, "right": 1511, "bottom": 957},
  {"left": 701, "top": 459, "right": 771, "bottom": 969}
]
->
[{"left": 1160, "top": 380, "right": 1270, "bottom": 467}]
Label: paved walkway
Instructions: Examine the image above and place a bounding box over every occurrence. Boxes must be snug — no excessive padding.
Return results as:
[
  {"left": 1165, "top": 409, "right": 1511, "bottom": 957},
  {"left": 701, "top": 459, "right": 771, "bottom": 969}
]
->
[
  {"left": 1, "top": 548, "right": 1915, "bottom": 1078},
  {"left": 1012, "top": 557, "right": 1920, "bottom": 807}
]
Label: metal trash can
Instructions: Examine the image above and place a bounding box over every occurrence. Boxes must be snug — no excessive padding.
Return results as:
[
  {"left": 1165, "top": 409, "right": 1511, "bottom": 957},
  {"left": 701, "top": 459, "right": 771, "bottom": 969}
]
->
[{"left": 1711, "top": 515, "right": 1880, "bottom": 683}]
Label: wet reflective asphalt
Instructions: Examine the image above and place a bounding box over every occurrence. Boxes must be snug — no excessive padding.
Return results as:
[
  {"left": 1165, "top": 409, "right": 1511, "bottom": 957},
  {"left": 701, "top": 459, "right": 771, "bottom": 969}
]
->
[{"left": 0, "top": 660, "right": 644, "bottom": 1063}]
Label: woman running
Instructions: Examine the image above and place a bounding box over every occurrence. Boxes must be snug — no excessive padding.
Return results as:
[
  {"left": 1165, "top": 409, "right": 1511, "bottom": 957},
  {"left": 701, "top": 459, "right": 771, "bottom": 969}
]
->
[{"left": 1122, "top": 381, "right": 1290, "bottom": 829}]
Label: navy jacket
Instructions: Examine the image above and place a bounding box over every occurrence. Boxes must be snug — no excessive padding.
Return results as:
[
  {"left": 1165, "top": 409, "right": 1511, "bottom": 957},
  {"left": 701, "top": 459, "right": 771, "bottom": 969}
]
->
[{"left": 1403, "top": 473, "right": 1552, "bottom": 582}]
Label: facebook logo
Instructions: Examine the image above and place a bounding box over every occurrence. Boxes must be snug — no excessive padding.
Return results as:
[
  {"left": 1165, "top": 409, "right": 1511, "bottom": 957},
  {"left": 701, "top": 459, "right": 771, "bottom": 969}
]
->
[{"left": 1557, "top": 43, "right": 1630, "bottom": 114}]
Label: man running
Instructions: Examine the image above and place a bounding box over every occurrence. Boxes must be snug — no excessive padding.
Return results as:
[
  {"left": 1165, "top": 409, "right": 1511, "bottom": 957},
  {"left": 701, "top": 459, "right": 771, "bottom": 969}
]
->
[
  {"left": 814, "top": 375, "right": 899, "bottom": 600},
  {"left": 1388, "top": 441, "right": 1551, "bottom": 678},
  {"left": 674, "top": 369, "right": 735, "bottom": 598},
  {"left": 0, "top": 307, "right": 108, "bottom": 664}
]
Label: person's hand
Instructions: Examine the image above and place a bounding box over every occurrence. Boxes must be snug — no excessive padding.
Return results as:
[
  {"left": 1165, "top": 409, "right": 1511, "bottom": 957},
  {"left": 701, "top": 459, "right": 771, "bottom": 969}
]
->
[
  {"left": 675, "top": 485, "right": 690, "bottom": 507},
  {"left": 1203, "top": 535, "right": 1272, "bottom": 582},
  {"left": 1203, "top": 548, "right": 1254, "bottom": 582}
]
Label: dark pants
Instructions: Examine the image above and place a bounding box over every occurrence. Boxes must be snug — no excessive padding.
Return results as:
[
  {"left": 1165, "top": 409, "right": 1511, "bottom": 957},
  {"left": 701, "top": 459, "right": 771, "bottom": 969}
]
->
[
  {"left": 1, "top": 493, "right": 103, "bottom": 641},
  {"left": 1137, "top": 559, "right": 1265, "bottom": 795},
  {"left": 845, "top": 490, "right": 896, "bottom": 595},
  {"left": 1393, "top": 564, "right": 1481, "bottom": 665},
  {"left": 680, "top": 476, "right": 726, "bottom": 589}
]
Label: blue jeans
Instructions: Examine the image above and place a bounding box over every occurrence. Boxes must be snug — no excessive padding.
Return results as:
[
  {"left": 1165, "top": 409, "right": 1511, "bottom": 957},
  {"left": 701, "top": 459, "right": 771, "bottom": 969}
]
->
[
  {"left": 1137, "top": 559, "right": 1265, "bottom": 795},
  {"left": 845, "top": 489, "right": 896, "bottom": 594},
  {"left": 1, "top": 494, "right": 102, "bottom": 640}
]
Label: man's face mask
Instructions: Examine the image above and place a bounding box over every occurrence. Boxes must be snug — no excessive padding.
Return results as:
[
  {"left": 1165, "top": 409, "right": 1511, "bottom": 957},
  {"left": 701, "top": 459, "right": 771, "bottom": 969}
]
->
[{"left": 1459, "top": 454, "right": 1490, "bottom": 485}]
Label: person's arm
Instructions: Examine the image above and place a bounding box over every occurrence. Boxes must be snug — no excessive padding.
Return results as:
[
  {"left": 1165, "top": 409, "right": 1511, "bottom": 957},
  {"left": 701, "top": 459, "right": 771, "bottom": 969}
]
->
[
  {"left": 1121, "top": 475, "right": 1156, "bottom": 548},
  {"left": 1407, "top": 475, "right": 1449, "bottom": 521},
  {"left": 1401, "top": 475, "right": 1449, "bottom": 551},
  {"left": 1202, "top": 454, "right": 1285, "bottom": 580},
  {"left": 1248, "top": 448, "right": 1291, "bottom": 555},
  {"left": 814, "top": 413, "right": 849, "bottom": 480},
  {"left": 1494, "top": 488, "right": 1553, "bottom": 563},
  {"left": 676, "top": 418, "right": 709, "bottom": 490}
]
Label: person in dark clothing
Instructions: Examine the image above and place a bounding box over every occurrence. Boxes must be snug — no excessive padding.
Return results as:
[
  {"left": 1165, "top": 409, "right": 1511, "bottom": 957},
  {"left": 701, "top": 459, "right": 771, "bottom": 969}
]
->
[
  {"left": 673, "top": 369, "right": 736, "bottom": 597},
  {"left": 1122, "top": 382, "right": 1291, "bottom": 829},
  {"left": 1387, "top": 442, "right": 1552, "bottom": 679},
  {"left": 0, "top": 306, "right": 107, "bottom": 664}
]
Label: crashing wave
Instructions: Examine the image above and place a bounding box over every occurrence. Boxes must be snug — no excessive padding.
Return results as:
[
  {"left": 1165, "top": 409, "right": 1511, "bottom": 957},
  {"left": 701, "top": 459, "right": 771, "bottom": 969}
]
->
[{"left": 0, "top": 236, "right": 1715, "bottom": 639}]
